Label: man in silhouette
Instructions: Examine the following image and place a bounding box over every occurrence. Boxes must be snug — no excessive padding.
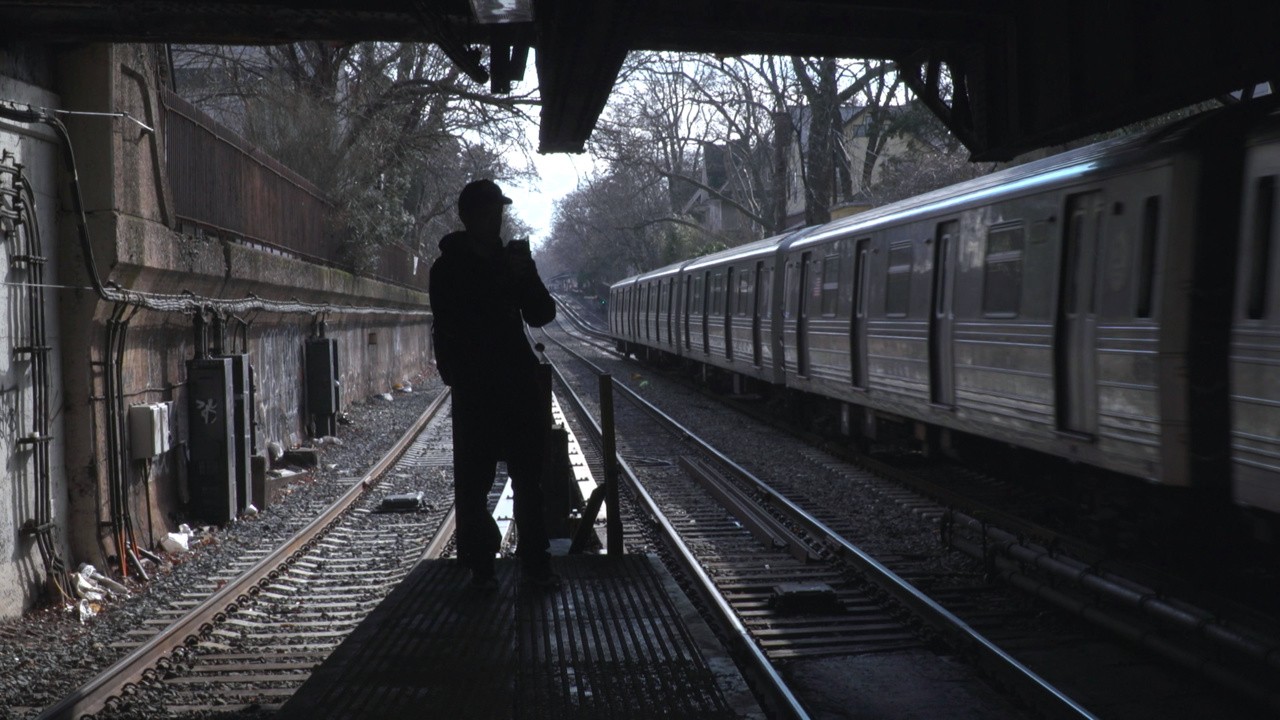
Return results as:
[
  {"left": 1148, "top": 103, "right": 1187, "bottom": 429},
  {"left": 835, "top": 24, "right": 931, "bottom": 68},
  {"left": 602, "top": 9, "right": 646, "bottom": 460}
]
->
[{"left": 429, "top": 179, "right": 558, "bottom": 589}]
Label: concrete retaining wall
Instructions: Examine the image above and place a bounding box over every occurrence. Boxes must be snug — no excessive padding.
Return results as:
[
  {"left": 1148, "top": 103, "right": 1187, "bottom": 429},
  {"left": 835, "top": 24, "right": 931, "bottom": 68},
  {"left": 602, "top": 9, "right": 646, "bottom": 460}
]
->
[
  {"left": 0, "top": 44, "right": 434, "bottom": 618},
  {"left": 0, "top": 70, "right": 69, "bottom": 618}
]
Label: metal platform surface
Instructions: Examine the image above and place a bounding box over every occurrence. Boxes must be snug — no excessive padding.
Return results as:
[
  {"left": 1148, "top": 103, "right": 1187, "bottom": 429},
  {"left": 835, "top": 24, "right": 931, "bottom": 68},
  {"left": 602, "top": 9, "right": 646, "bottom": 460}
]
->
[{"left": 277, "top": 553, "right": 762, "bottom": 719}]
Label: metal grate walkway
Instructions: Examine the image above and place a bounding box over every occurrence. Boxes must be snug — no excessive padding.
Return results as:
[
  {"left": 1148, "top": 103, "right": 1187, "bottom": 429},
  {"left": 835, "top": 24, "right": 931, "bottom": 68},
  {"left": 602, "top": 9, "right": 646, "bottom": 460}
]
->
[{"left": 278, "top": 554, "right": 757, "bottom": 719}]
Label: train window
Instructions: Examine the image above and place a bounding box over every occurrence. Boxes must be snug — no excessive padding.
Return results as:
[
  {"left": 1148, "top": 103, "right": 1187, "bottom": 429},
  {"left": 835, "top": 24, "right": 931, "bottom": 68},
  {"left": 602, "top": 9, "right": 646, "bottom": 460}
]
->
[
  {"left": 821, "top": 247, "right": 841, "bottom": 316},
  {"left": 760, "top": 266, "right": 773, "bottom": 320},
  {"left": 737, "top": 268, "right": 753, "bottom": 316},
  {"left": 982, "top": 224, "right": 1024, "bottom": 316},
  {"left": 1247, "top": 176, "right": 1276, "bottom": 320},
  {"left": 1135, "top": 196, "right": 1160, "bottom": 318},
  {"left": 885, "top": 244, "right": 913, "bottom": 317},
  {"left": 838, "top": 239, "right": 856, "bottom": 317}
]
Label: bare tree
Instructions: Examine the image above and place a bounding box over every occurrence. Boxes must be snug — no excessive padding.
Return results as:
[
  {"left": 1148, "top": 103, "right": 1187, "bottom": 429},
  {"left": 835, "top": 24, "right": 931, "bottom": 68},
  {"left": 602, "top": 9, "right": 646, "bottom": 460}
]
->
[
  {"left": 594, "top": 52, "right": 905, "bottom": 237},
  {"left": 596, "top": 53, "right": 777, "bottom": 241},
  {"left": 540, "top": 167, "right": 710, "bottom": 287},
  {"left": 546, "top": 51, "right": 1015, "bottom": 288},
  {"left": 171, "top": 42, "right": 538, "bottom": 270}
]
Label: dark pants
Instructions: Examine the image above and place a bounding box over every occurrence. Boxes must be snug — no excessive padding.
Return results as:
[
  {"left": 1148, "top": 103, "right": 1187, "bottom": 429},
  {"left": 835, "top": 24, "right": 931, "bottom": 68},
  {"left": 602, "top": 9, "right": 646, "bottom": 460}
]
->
[{"left": 451, "top": 372, "right": 550, "bottom": 575}]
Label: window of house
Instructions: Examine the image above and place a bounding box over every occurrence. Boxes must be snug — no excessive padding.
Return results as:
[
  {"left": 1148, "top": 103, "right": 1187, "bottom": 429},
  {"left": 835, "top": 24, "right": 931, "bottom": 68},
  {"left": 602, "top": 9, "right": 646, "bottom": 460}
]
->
[
  {"left": 885, "top": 243, "right": 913, "bottom": 317},
  {"left": 982, "top": 224, "right": 1024, "bottom": 316}
]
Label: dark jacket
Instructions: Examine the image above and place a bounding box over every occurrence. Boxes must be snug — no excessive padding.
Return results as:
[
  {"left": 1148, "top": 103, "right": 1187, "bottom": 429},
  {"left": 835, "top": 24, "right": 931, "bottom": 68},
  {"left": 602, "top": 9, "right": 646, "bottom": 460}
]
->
[{"left": 428, "top": 230, "right": 556, "bottom": 388}]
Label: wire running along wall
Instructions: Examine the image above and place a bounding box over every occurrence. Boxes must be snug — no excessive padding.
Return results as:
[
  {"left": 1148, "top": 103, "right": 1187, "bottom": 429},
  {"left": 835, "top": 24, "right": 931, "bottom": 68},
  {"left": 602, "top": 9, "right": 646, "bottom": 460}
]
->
[{"left": 1, "top": 150, "right": 69, "bottom": 600}]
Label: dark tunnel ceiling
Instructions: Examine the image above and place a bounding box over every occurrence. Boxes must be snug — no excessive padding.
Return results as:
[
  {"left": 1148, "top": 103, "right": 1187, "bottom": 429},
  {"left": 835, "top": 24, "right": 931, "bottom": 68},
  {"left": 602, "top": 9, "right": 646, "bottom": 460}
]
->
[{"left": 4, "top": 1, "right": 1280, "bottom": 160}]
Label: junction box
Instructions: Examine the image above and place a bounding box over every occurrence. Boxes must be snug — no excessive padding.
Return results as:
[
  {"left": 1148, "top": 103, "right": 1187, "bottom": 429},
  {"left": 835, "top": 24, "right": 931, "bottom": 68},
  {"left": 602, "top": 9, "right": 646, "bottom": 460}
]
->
[
  {"left": 219, "top": 353, "right": 254, "bottom": 514},
  {"left": 128, "top": 402, "right": 172, "bottom": 459},
  {"left": 305, "top": 338, "right": 340, "bottom": 436},
  {"left": 186, "top": 357, "right": 237, "bottom": 524}
]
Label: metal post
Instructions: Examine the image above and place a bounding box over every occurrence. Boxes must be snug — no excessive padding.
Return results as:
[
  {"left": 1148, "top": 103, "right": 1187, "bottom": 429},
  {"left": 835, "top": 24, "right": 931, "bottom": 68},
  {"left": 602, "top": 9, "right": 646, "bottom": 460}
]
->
[
  {"left": 537, "top": 362, "right": 571, "bottom": 537},
  {"left": 600, "top": 373, "right": 623, "bottom": 555}
]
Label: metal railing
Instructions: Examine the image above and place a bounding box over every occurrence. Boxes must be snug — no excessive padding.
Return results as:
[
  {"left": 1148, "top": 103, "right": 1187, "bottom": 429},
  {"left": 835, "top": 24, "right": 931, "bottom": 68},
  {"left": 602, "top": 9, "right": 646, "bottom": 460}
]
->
[{"left": 160, "top": 89, "right": 427, "bottom": 291}]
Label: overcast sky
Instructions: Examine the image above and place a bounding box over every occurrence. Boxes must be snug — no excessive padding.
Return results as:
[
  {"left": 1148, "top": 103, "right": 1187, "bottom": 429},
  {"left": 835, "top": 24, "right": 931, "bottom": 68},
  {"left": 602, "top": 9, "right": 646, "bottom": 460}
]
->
[
  {"left": 505, "top": 147, "right": 592, "bottom": 248},
  {"left": 502, "top": 53, "right": 600, "bottom": 248}
]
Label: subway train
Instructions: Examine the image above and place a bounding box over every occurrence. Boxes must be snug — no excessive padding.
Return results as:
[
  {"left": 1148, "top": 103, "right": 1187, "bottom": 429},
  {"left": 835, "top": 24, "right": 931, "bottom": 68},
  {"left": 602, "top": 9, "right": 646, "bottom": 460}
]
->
[{"left": 608, "top": 101, "right": 1280, "bottom": 528}]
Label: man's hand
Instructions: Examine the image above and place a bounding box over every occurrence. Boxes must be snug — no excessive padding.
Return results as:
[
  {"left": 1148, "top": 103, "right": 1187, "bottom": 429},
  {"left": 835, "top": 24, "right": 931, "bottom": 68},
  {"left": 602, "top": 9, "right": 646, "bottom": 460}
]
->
[{"left": 506, "top": 240, "right": 538, "bottom": 280}]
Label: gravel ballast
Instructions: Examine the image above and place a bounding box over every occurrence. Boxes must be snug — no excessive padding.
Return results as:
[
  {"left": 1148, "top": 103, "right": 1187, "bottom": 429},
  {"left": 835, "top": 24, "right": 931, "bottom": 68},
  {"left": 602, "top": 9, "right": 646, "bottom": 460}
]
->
[{"left": 1, "top": 374, "right": 444, "bottom": 719}]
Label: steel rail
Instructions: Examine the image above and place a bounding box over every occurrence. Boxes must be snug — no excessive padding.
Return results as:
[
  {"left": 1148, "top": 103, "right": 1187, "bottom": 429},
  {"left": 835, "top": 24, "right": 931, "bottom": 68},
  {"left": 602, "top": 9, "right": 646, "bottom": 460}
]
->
[
  {"left": 540, "top": 322, "right": 1096, "bottom": 719},
  {"left": 557, "top": 293, "right": 1279, "bottom": 716},
  {"left": 539, "top": 336, "right": 811, "bottom": 720},
  {"left": 610, "top": 409, "right": 812, "bottom": 720},
  {"left": 37, "top": 389, "right": 451, "bottom": 720},
  {"left": 598, "top": 371, "right": 1098, "bottom": 720},
  {"left": 551, "top": 296, "right": 613, "bottom": 342}
]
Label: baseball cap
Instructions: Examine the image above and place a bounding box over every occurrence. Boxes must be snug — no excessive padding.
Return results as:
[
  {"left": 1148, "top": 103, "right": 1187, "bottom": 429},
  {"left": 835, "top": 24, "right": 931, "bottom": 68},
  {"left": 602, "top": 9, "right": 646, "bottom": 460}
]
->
[{"left": 458, "top": 179, "right": 513, "bottom": 212}]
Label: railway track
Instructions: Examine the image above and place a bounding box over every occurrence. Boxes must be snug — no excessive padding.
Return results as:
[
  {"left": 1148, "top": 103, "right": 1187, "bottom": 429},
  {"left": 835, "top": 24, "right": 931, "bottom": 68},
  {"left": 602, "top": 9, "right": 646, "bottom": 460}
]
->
[
  {"left": 38, "top": 393, "right": 455, "bottom": 720},
  {"left": 538, "top": 321, "right": 1089, "bottom": 719},
  {"left": 545, "top": 295, "right": 1280, "bottom": 719},
  {"left": 38, "top": 294, "right": 1279, "bottom": 718}
]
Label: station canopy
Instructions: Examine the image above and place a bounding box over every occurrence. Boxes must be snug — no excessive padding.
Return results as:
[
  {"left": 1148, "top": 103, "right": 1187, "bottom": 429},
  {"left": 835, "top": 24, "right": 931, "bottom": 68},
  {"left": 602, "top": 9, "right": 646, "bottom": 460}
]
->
[{"left": 5, "top": 1, "right": 1280, "bottom": 160}]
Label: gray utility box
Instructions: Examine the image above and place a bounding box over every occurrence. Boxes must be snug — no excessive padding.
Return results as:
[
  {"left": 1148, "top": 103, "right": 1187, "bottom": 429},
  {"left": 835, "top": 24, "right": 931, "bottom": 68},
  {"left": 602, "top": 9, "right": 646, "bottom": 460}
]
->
[
  {"left": 187, "top": 357, "right": 236, "bottom": 524},
  {"left": 305, "top": 338, "right": 340, "bottom": 436},
  {"left": 219, "top": 354, "right": 253, "bottom": 514}
]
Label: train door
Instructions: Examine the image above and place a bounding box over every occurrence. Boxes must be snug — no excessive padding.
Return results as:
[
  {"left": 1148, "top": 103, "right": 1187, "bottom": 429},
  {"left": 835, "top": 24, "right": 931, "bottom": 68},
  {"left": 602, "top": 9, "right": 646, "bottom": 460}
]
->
[
  {"left": 753, "top": 261, "right": 764, "bottom": 366},
  {"left": 683, "top": 275, "right": 692, "bottom": 350},
  {"left": 651, "top": 281, "right": 658, "bottom": 341},
  {"left": 930, "top": 221, "right": 958, "bottom": 405},
  {"left": 797, "top": 251, "right": 812, "bottom": 376},
  {"left": 706, "top": 269, "right": 716, "bottom": 353},
  {"left": 659, "top": 280, "right": 668, "bottom": 345},
  {"left": 850, "top": 239, "right": 871, "bottom": 388},
  {"left": 656, "top": 281, "right": 665, "bottom": 346},
  {"left": 650, "top": 281, "right": 657, "bottom": 342},
  {"left": 1056, "top": 191, "right": 1103, "bottom": 435},
  {"left": 725, "top": 267, "right": 735, "bottom": 359},
  {"left": 657, "top": 280, "right": 664, "bottom": 344},
  {"left": 665, "top": 278, "right": 674, "bottom": 347},
  {"left": 643, "top": 284, "right": 651, "bottom": 342},
  {"left": 630, "top": 287, "right": 638, "bottom": 339}
]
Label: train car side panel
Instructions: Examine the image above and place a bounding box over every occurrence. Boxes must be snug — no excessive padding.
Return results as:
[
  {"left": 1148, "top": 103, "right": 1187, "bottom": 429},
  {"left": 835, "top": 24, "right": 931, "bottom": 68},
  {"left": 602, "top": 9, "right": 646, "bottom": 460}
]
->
[{"left": 1231, "top": 129, "right": 1280, "bottom": 514}]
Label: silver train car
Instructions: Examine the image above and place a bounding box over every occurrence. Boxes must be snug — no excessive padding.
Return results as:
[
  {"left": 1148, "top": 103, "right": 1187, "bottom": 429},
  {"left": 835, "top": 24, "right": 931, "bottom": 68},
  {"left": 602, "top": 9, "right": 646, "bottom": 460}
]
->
[{"left": 610, "top": 103, "right": 1280, "bottom": 521}]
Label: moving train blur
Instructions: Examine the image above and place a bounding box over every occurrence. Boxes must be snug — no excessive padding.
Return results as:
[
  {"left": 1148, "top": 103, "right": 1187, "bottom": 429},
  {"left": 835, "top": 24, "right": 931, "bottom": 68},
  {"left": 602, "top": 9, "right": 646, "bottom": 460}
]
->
[{"left": 609, "top": 101, "right": 1280, "bottom": 535}]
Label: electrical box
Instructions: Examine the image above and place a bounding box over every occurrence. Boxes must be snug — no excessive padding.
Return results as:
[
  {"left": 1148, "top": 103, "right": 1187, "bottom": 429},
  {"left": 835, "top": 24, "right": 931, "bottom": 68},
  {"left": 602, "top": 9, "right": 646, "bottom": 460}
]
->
[
  {"left": 305, "top": 338, "right": 340, "bottom": 436},
  {"left": 187, "top": 357, "right": 236, "bottom": 524},
  {"left": 219, "top": 354, "right": 254, "bottom": 514},
  {"left": 128, "top": 402, "right": 171, "bottom": 459}
]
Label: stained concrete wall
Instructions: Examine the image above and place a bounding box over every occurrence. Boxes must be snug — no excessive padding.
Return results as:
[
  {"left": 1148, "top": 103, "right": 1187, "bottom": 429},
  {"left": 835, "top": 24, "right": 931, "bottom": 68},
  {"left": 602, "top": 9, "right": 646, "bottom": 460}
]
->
[
  {"left": 0, "top": 70, "right": 70, "bottom": 618},
  {"left": 0, "top": 44, "right": 433, "bottom": 618}
]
